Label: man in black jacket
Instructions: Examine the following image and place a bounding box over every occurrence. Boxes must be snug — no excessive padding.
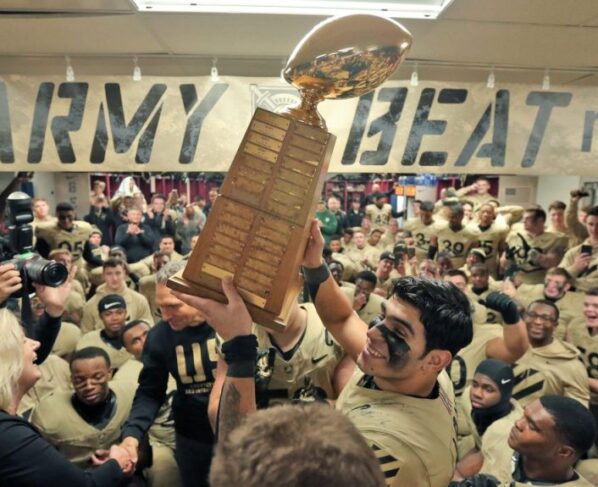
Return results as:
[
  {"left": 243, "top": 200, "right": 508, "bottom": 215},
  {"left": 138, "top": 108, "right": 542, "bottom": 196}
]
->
[
  {"left": 119, "top": 260, "right": 217, "bottom": 487},
  {"left": 114, "top": 207, "right": 154, "bottom": 263}
]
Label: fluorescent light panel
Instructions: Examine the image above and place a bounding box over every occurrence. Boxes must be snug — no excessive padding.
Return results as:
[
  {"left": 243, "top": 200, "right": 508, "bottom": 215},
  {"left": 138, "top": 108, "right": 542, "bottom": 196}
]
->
[{"left": 132, "top": 0, "right": 453, "bottom": 19}]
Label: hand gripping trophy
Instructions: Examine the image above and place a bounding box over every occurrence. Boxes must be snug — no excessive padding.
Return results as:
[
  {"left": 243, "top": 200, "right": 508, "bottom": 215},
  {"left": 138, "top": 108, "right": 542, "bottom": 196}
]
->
[{"left": 168, "top": 14, "right": 412, "bottom": 330}]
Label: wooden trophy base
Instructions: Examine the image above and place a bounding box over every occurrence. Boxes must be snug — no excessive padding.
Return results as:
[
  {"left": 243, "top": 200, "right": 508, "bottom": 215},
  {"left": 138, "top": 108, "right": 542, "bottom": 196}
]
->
[
  {"left": 167, "top": 108, "right": 334, "bottom": 331},
  {"left": 168, "top": 270, "right": 303, "bottom": 332}
]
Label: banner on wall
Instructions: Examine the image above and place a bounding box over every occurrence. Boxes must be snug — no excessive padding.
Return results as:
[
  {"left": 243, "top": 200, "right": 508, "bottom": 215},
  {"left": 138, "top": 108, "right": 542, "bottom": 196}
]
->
[{"left": 0, "top": 75, "right": 598, "bottom": 174}]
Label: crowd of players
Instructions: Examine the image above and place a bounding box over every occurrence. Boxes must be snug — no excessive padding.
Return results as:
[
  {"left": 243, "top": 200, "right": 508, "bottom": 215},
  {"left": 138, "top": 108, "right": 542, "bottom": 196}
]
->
[{"left": 1, "top": 174, "right": 598, "bottom": 486}]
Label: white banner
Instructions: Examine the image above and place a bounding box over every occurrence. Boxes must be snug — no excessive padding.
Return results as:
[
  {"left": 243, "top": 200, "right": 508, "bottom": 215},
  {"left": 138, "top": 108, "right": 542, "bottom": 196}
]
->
[{"left": 0, "top": 75, "right": 597, "bottom": 174}]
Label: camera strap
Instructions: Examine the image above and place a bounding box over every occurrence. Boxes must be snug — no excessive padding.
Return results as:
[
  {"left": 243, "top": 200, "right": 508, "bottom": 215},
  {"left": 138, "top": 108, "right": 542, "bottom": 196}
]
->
[{"left": 20, "top": 271, "right": 34, "bottom": 337}]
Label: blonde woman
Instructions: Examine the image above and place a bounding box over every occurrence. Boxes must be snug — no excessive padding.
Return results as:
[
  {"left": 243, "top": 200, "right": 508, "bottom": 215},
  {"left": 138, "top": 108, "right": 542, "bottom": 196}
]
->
[{"left": 0, "top": 309, "right": 133, "bottom": 485}]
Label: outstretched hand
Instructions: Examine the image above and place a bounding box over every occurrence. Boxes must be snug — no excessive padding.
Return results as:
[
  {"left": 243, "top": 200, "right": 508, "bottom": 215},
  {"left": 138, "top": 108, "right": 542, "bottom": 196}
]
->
[
  {"left": 34, "top": 265, "right": 77, "bottom": 318},
  {"left": 171, "top": 276, "right": 252, "bottom": 340}
]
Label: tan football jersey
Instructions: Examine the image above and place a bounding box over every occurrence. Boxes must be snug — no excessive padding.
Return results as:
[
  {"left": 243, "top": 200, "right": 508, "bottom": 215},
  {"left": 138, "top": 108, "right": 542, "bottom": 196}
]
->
[
  {"left": 30, "top": 381, "right": 135, "bottom": 467},
  {"left": 18, "top": 354, "right": 71, "bottom": 416},
  {"left": 341, "top": 285, "right": 386, "bottom": 326},
  {"left": 469, "top": 282, "right": 504, "bottom": 325},
  {"left": 80, "top": 283, "right": 153, "bottom": 334},
  {"left": 52, "top": 321, "right": 82, "bottom": 358},
  {"left": 252, "top": 303, "right": 345, "bottom": 403},
  {"left": 505, "top": 230, "right": 568, "bottom": 285},
  {"left": 365, "top": 203, "right": 393, "bottom": 229},
  {"left": 467, "top": 222, "right": 509, "bottom": 277},
  {"left": 113, "top": 359, "right": 177, "bottom": 450},
  {"left": 560, "top": 240, "right": 598, "bottom": 292},
  {"left": 435, "top": 225, "right": 478, "bottom": 268},
  {"left": 331, "top": 251, "right": 361, "bottom": 281},
  {"left": 376, "top": 275, "right": 395, "bottom": 296},
  {"left": 461, "top": 390, "right": 522, "bottom": 483},
  {"left": 404, "top": 218, "right": 446, "bottom": 264},
  {"left": 337, "top": 370, "right": 458, "bottom": 487},
  {"left": 512, "top": 339, "right": 590, "bottom": 407},
  {"left": 76, "top": 330, "right": 133, "bottom": 370},
  {"left": 514, "top": 284, "right": 584, "bottom": 340},
  {"left": 568, "top": 318, "right": 598, "bottom": 406},
  {"left": 455, "top": 189, "right": 496, "bottom": 212},
  {"left": 36, "top": 221, "right": 93, "bottom": 261},
  {"left": 139, "top": 274, "right": 160, "bottom": 324},
  {"left": 449, "top": 324, "right": 504, "bottom": 399},
  {"left": 380, "top": 230, "right": 398, "bottom": 250},
  {"left": 576, "top": 459, "right": 598, "bottom": 487}
]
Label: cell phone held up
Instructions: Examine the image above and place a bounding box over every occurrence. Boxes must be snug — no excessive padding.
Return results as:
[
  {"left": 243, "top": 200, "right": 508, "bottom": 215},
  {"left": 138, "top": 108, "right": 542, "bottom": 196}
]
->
[{"left": 581, "top": 244, "right": 593, "bottom": 256}]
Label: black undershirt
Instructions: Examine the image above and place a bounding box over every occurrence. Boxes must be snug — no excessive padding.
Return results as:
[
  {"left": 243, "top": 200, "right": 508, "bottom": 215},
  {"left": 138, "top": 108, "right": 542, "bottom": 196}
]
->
[
  {"left": 358, "top": 374, "right": 440, "bottom": 400},
  {"left": 100, "top": 329, "right": 124, "bottom": 350},
  {"left": 71, "top": 390, "right": 117, "bottom": 430}
]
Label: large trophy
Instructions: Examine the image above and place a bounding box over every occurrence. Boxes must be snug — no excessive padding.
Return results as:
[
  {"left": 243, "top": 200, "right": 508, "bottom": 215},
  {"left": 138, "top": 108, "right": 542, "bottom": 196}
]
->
[{"left": 168, "top": 14, "right": 412, "bottom": 330}]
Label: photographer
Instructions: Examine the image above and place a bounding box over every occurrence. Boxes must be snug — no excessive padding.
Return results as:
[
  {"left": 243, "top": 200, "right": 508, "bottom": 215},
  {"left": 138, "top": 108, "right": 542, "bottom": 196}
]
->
[{"left": 0, "top": 262, "right": 75, "bottom": 363}]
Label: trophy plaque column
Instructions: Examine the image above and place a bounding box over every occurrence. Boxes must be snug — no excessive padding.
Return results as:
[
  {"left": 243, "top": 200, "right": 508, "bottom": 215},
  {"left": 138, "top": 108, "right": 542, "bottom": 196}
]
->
[{"left": 168, "top": 14, "right": 412, "bottom": 330}]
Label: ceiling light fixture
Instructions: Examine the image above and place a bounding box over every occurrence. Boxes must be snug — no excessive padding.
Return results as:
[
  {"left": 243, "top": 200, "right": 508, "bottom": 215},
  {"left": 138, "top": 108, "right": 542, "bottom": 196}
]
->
[
  {"left": 131, "top": 0, "right": 453, "bottom": 19},
  {"left": 486, "top": 67, "right": 495, "bottom": 89},
  {"left": 210, "top": 57, "right": 220, "bottom": 82},
  {"left": 542, "top": 69, "right": 550, "bottom": 90},
  {"left": 65, "top": 56, "right": 75, "bottom": 82},
  {"left": 410, "top": 64, "right": 419, "bottom": 87},
  {"left": 133, "top": 56, "right": 142, "bottom": 81}
]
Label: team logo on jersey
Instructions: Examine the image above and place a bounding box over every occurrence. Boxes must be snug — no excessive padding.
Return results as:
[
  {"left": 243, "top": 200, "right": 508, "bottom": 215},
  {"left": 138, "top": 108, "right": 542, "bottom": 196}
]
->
[{"left": 250, "top": 84, "right": 301, "bottom": 114}]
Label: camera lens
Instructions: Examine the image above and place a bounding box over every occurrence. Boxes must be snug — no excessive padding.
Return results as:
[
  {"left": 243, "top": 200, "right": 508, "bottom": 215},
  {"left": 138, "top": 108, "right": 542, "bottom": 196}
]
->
[{"left": 25, "top": 258, "right": 68, "bottom": 287}]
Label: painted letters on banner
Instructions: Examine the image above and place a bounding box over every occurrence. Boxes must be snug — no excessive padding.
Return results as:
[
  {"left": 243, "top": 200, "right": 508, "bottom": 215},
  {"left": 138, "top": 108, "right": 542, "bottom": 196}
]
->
[{"left": 0, "top": 76, "right": 596, "bottom": 174}]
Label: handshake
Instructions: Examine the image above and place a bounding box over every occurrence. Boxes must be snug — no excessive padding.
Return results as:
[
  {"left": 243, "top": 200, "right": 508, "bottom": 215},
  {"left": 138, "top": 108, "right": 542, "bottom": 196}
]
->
[{"left": 92, "top": 437, "right": 139, "bottom": 475}]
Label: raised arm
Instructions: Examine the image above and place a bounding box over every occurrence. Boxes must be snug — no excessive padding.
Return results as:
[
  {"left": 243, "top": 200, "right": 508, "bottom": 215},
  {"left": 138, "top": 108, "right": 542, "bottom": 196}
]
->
[{"left": 302, "top": 220, "right": 368, "bottom": 362}]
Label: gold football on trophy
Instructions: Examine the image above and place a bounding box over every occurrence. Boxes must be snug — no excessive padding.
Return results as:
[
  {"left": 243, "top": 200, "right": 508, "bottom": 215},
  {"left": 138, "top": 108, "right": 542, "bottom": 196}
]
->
[{"left": 282, "top": 14, "right": 413, "bottom": 127}]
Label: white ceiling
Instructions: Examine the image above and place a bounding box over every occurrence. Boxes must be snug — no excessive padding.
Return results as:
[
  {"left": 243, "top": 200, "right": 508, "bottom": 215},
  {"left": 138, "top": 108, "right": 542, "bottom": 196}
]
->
[{"left": 1, "top": 0, "right": 598, "bottom": 85}]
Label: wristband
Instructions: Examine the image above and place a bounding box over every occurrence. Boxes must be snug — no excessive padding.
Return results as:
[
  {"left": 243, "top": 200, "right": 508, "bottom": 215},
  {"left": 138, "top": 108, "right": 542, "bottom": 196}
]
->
[
  {"left": 222, "top": 335, "right": 258, "bottom": 378},
  {"left": 302, "top": 263, "right": 331, "bottom": 286}
]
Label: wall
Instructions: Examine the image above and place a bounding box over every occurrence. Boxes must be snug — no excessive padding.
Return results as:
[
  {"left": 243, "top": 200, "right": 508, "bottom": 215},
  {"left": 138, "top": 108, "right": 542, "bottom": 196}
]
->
[{"left": 536, "top": 175, "right": 581, "bottom": 210}]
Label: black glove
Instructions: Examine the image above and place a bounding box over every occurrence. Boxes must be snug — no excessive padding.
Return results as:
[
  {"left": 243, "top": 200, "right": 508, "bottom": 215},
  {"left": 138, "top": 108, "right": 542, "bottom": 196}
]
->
[
  {"left": 480, "top": 291, "right": 520, "bottom": 325},
  {"left": 448, "top": 474, "right": 500, "bottom": 487}
]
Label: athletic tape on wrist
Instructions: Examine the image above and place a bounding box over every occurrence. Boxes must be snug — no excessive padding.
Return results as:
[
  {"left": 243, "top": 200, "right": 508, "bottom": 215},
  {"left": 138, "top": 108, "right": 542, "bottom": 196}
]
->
[{"left": 302, "top": 263, "right": 330, "bottom": 286}]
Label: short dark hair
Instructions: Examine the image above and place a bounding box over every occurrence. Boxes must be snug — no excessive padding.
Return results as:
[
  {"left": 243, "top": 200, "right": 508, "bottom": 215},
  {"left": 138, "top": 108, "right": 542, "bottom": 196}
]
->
[
  {"left": 330, "top": 235, "right": 342, "bottom": 242},
  {"left": 56, "top": 202, "right": 74, "bottom": 213},
  {"left": 151, "top": 193, "right": 166, "bottom": 202},
  {"left": 102, "top": 257, "right": 127, "bottom": 272},
  {"left": 369, "top": 229, "right": 383, "bottom": 236},
  {"left": 444, "top": 269, "right": 469, "bottom": 283},
  {"left": 160, "top": 235, "right": 175, "bottom": 243},
  {"left": 355, "top": 271, "right": 377, "bottom": 287},
  {"left": 70, "top": 346, "right": 111, "bottom": 369},
  {"left": 527, "top": 299, "right": 560, "bottom": 321},
  {"left": 586, "top": 206, "right": 598, "bottom": 218},
  {"left": 545, "top": 267, "right": 572, "bottom": 285},
  {"left": 524, "top": 207, "right": 546, "bottom": 222},
  {"left": 448, "top": 204, "right": 464, "bottom": 215},
  {"left": 539, "top": 395, "right": 596, "bottom": 458},
  {"left": 391, "top": 277, "right": 473, "bottom": 356},
  {"left": 120, "top": 319, "right": 151, "bottom": 347},
  {"left": 420, "top": 201, "right": 435, "bottom": 212},
  {"left": 548, "top": 200, "right": 566, "bottom": 212},
  {"left": 587, "top": 287, "right": 598, "bottom": 297},
  {"left": 343, "top": 228, "right": 354, "bottom": 236},
  {"left": 470, "top": 263, "right": 489, "bottom": 275}
]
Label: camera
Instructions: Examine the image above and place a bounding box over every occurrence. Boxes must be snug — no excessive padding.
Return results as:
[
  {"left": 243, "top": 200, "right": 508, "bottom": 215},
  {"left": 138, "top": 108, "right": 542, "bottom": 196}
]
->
[{"left": 0, "top": 192, "right": 68, "bottom": 297}]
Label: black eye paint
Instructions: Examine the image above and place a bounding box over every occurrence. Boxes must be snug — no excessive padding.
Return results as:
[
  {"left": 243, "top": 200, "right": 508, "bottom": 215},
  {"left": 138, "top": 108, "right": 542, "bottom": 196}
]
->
[{"left": 376, "top": 323, "right": 411, "bottom": 367}]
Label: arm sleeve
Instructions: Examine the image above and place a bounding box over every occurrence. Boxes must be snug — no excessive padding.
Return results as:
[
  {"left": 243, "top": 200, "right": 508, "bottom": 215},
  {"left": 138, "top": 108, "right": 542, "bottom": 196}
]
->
[
  {"left": 566, "top": 199, "right": 589, "bottom": 242},
  {"left": 82, "top": 241, "right": 103, "bottom": 267},
  {"left": 138, "top": 227, "right": 155, "bottom": 249},
  {"left": 564, "top": 362, "right": 591, "bottom": 408},
  {"left": 0, "top": 419, "right": 124, "bottom": 487},
  {"left": 30, "top": 312, "right": 61, "bottom": 365},
  {"left": 114, "top": 225, "right": 130, "bottom": 246},
  {"left": 121, "top": 331, "right": 169, "bottom": 441}
]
